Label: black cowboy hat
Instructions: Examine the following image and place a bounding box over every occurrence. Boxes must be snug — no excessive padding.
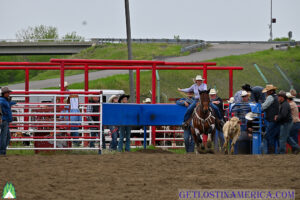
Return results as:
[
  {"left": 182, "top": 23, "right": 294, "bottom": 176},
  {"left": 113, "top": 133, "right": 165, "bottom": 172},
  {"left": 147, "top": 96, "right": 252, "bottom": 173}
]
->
[
  {"left": 242, "top": 84, "right": 252, "bottom": 92},
  {"left": 118, "top": 94, "right": 130, "bottom": 103}
]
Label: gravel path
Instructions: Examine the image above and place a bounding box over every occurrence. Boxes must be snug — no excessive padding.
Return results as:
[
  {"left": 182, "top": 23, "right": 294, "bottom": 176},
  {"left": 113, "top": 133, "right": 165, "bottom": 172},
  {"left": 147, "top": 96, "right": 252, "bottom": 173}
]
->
[{"left": 7, "top": 43, "right": 275, "bottom": 89}]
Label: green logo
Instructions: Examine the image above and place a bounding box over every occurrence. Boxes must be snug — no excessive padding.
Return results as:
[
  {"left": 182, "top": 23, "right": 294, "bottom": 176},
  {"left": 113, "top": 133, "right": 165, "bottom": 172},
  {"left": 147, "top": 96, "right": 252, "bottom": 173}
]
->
[{"left": 2, "top": 182, "right": 16, "bottom": 199}]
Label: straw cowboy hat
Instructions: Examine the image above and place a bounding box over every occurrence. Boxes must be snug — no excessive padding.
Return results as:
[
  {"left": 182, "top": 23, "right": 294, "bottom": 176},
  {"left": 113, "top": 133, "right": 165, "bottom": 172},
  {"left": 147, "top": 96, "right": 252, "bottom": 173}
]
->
[
  {"left": 209, "top": 88, "right": 218, "bottom": 95},
  {"left": 108, "top": 95, "right": 119, "bottom": 103},
  {"left": 245, "top": 112, "right": 258, "bottom": 121},
  {"left": 58, "top": 81, "right": 69, "bottom": 87},
  {"left": 262, "top": 84, "right": 277, "bottom": 93},
  {"left": 240, "top": 90, "right": 248, "bottom": 97},
  {"left": 143, "top": 98, "right": 151, "bottom": 103},
  {"left": 193, "top": 75, "right": 205, "bottom": 82},
  {"left": 286, "top": 92, "right": 295, "bottom": 99},
  {"left": 227, "top": 97, "right": 234, "bottom": 104}
]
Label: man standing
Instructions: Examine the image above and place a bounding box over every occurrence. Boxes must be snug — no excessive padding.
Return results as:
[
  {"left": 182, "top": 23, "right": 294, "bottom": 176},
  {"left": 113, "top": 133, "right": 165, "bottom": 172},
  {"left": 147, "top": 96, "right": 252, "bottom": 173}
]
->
[
  {"left": 117, "top": 94, "right": 132, "bottom": 152},
  {"left": 286, "top": 92, "right": 300, "bottom": 153},
  {"left": 262, "top": 84, "right": 279, "bottom": 154},
  {"left": 176, "top": 91, "right": 195, "bottom": 153},
  {"left": 0, "top": 87, "right": 16, "bottom": 155},
  {"left": 275, "top": 91, "right": 296, "bottom": 154}
]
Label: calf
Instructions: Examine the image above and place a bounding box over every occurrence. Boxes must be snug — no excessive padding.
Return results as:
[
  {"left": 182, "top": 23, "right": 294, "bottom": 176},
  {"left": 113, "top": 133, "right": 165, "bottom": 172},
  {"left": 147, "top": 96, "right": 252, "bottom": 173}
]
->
[{"left": 222, "top": 117, "right": 241, "bottom": 154}]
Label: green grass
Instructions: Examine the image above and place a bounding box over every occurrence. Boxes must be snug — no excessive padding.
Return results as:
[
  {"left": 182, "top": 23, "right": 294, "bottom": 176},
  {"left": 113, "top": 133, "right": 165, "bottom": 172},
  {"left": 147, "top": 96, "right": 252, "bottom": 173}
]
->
[
  {"left": 0, "top": 43, "right": 189, "bottom": 85},
  {"left": 63, "top": 46, "right": 300, "bottom": 100}
]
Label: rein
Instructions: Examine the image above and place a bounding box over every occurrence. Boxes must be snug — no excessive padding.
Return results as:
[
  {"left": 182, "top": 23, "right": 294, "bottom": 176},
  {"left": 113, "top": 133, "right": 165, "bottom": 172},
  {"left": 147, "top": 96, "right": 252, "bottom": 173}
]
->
[{"left": 193, "top": 103, "right": 215, "bottom": 133}]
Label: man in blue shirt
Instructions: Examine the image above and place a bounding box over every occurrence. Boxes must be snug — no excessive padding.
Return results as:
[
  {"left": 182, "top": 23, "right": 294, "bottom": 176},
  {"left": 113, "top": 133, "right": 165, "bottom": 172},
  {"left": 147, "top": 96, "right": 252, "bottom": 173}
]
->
[{"left": 0, "top": 87, "right": 16, "bottom": 155}]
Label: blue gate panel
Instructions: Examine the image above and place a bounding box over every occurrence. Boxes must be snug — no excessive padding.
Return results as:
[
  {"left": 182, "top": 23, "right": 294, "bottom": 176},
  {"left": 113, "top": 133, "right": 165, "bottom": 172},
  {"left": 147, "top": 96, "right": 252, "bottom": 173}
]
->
[{"left": 102, "top": 104, "right": 186, "bottom": 126}]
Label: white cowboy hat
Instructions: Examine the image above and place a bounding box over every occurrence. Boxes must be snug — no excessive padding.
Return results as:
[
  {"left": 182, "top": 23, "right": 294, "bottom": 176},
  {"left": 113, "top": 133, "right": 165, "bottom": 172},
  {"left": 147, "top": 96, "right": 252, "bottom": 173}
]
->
[
  {"left": 286, "top": 92, "right": 295, "bottom": 99},
  {"left": 194, "top": 75, "right": 205, "bottom": 81},
  {"left": 227, "top": 97, "right": 234, "bottom": 104},
  {"left": 240, "top": 90, "right": 248, "bottom": 97},
  {"left": 262, "top": 84, "right": 277, "bottom": 93},
  {"left": 108, "top": 95, "right": 119, "bottom": 103},
  {"left": 245, "top": 112, "right": 258, "bottom": 121},
  {"left": 58, "top": 81, "right": 68, "bottom": 87},
  {"left": 143, "top": 98, "right": 151, "bottom": 103},
  {"left": 209, "top": 88, "right": 217, "bottom": 95}
]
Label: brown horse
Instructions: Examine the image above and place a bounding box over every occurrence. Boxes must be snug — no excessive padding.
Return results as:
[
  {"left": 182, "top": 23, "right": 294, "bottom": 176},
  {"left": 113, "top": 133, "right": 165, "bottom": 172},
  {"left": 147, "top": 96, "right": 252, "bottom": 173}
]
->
[{"left": 190, "top": 90, "right": 216, "bottom": 153}]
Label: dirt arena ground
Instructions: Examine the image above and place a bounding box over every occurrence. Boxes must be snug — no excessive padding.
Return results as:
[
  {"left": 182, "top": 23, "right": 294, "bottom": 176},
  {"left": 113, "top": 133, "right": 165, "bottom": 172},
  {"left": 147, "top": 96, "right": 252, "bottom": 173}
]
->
[{"left": 0, "top": 151, "right": 299, "bottom": 200}]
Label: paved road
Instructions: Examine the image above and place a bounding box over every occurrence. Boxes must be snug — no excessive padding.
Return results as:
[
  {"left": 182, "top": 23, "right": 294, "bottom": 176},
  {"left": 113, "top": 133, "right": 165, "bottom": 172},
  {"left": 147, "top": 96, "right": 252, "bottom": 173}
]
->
[{"left": 7, "top": 43, "right": 275, "bottom": 90}]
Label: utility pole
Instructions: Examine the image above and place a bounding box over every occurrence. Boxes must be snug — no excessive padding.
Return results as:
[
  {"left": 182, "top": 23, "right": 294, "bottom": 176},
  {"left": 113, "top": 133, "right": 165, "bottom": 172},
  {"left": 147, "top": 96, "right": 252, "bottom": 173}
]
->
[
  {"left": 270, "top": 0, "right": 273, "bottom": 41},
  {"left": 124, "top": 0, "right": 135, "bottom": 102}
]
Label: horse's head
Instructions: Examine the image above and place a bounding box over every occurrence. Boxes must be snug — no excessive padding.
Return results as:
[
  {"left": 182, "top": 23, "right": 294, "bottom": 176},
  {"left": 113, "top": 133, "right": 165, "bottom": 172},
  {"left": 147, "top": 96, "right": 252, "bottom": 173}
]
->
[{"left": 199, "top": 89, "right": 210, "bottom": 114}]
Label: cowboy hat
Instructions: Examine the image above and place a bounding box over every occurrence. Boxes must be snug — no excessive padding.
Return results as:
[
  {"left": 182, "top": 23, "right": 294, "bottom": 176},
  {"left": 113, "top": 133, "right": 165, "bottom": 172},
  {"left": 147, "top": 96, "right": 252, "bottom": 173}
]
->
[
  {"left": 194, "top": 75, "right": 205, "bottom": 81},
  {"left": 278, "top": 91, "right": 287, "bottom": 99},
  {"left": 209, "top": 88, "right": 218, "bottom": 95},
  {"left": 227, "top": 97, "right": 234, "bottom": 104},
  {"left": 240, "top": 90, "right": 248, "bottom": 97},
  {"left": 118, "top": 94, "right": 130, "bottom": 103},
  {"left": 262, "top": 84, "right": 277, "bottom": 93},
  {"left": 1, "top": 87, "right": 12, "bottom": 94},
  {"left": 242, "top": 84, "right": 252, "bottom": 92},
  {"left": 245, "top": 112, "right": 258, "bottom": 121},
  {"left": 108, "top": 95, "right": 119, "bottom": 103},
  {"left": 58, "top": 81, "right": 69, "bottom": 87},
  {"left": 286, "top": 92, "right": 295, "bottom": 99},
  {"left": 143, "top": 98, "right": 151, "bottom": 103}
]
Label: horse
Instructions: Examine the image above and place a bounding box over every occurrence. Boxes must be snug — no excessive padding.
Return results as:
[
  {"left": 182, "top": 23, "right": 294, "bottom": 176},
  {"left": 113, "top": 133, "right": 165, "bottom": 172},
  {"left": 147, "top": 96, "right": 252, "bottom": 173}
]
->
[{"left": 190, "top": 89, "right": 219, "bottom": 153}]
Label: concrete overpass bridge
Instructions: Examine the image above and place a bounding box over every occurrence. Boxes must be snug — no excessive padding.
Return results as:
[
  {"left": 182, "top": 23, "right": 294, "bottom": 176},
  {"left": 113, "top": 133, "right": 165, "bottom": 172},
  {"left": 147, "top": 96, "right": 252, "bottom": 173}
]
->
[{"left": 0, "top": 42, "right": 93, "bottom": 55}]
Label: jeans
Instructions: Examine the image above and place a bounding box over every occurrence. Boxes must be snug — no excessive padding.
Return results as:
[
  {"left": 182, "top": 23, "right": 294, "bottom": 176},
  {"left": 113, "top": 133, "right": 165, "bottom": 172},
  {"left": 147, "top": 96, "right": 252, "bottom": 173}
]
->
[
  {"left": 290, "top": 122, "right": 300, "bottom": 146},
  {"left": 184, "top": 99, "right": 198, "bottom": 122},
  {"left": 214, "top": 130, "right": 224, "bottom": 152},
  {"left": 0, "top": 121, "right": 10, "bottom": 155},
  {"left": 287, "top": 122, "right": 300, "bottom": 151},
  {"left": 118, "top": 126, "right": 131, "bottom": 152},
  {"left": 70, "top": 127, "right": 80, "bottom": 146},
  {"left": 89, "top": 127, "right": 106, "bottom": 149},
  {"left": 109, "top": 126, "right": 119, "bottom": 150},
  {"left": 265, "top": 121, "right": 280, "bottom": 151},
  {"left": 184, "top": 128, "right": 194, "bottom": 153},
  {"left": 279, "top": 122, "right": 293, "bottom": 154}
]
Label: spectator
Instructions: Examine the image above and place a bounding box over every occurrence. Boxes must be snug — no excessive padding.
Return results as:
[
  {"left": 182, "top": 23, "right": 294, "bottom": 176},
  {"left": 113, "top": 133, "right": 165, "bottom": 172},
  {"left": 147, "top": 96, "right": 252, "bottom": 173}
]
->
[
  {"left": 59, "top": 81, "right": 69, "bottom": 91},
  {"left": 178, "top": 75, "right": 207, "bottom": 128},
  {"left": 60, "top": 96, "right": 82, "bottom": 147},
  {"left": 262, "top": 84, "right": 280, "bottom": 154},
  {"left": 275, "top": 91, "right": 299, "bottom": 154},
  {"left": 234, "top": 84, "right": 265, "bottom": 103},
  {"left": 87, "top": 96, "right": 105, "bottom": 149},
  {"left": 117, "top": 94, "right": 132, "bottom": 152},
  {"left": 0, "top": 87, "right": 16, "bottom": 155},
  {"left": 286, "top": 92, "right": 300, "bottom": 154},
  {"left": 107, "top": 95, "right": 119, "bottom": 151},
  {"left": 231, "top": 91, "right": 251, "bottom": 127},
  {"left": 143, "top": 98, "right": 151, "bottom": 104},
  {"left": 290, "top": 89, "right": 297, "bottom": 97},
  {"left": 176, "top": 91, "right": 195, "bottom": 153},
  {"left": 209, "top": 89, "right": 225, "bottom": 152}
]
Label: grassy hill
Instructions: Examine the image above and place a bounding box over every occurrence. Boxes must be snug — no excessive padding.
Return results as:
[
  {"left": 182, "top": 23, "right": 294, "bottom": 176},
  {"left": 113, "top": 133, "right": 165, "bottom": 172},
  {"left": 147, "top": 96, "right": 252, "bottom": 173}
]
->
[
  {"left": 0, "top": 43, "right": 189, "bottom": 85},
  {"left": 0, "top": 43, "right": 299, "bottom": 100},
  {"left": 68, "top": 46, "right": 300, "bottom": 100}
]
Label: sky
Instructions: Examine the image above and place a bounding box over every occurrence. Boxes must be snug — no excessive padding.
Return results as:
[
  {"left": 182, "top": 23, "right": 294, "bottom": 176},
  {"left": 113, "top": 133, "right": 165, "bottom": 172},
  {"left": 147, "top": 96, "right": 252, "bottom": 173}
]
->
[{"left": 0, "top": 0, "right": 299, "bottom": 41}]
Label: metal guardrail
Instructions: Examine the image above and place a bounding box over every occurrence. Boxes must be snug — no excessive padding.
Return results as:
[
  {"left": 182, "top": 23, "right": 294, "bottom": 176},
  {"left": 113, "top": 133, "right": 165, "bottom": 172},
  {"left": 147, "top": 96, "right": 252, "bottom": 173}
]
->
[
  {"left": 180, "top": 42, "right": 207, "bottom": 53},
  {"left": 0, "top": 38, "right": 298, "bottom": 45}
]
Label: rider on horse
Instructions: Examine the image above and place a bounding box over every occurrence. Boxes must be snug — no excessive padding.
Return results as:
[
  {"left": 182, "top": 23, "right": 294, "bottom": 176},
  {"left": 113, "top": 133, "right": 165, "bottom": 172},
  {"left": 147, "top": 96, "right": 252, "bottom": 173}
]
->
[{"left": 178, "top": 75, "right": 207, "bottom": 128}]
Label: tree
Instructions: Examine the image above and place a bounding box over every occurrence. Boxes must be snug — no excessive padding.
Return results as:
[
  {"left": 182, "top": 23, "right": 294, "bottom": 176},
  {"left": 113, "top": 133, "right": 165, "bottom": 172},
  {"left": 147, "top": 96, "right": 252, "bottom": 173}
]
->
[
  {"left": 16, "top": 25, "right": 59, "bottom": 40},
  {"left": 62, "top": 32, "right": 84, "bottom": 41}
]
